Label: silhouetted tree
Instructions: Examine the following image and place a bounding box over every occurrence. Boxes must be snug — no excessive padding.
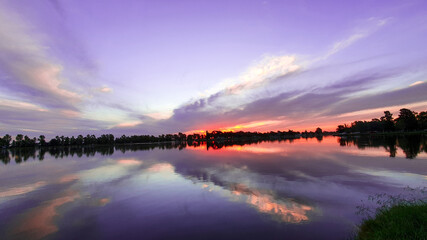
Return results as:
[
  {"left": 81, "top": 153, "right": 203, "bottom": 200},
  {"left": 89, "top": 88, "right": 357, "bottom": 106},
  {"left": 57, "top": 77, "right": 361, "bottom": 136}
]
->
[
  {"left": 417, "top": 111, "right": 427, "bottom": 130},
  {"left": 395, "top": 108, "right": 418, "bottom": 131},
  {"left": 2, "top": 134, "right": 11, "bottom": 148},
  {"left": 76, "top": 135, "right": 84, "bottom": 145},
  {"left": 380, "top": 111, "right": 395, "bottom": 132},
  {"left": 38, "top": 135, "right": 46, "bottom": 146},
  {"left": 15, "top": 134, "right": 23, "bottom": 147}
]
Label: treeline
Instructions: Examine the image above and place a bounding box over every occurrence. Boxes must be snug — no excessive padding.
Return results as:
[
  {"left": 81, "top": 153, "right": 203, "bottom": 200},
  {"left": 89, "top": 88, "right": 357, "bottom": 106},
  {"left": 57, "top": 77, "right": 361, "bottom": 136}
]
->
[
  {"left": 204, "top": 128, "right": 328, "bottom": 141},
  {"left": 0, "top": 138, "right": 300, "bottom": 165},
  {"left": 337, "top": 108, "right": 426, "bottom": 134},
  {"left": 0, "top": 134, "right": 116, "bottom": 148},
  {"left": 0, "top": 143, "right": 187, "bottom": 165},
  {"left": 0, "top": 128, "right": 330, "bottom": 149},
  {"left": 2, "top": 134, "right": 425, "bottom": 165}
]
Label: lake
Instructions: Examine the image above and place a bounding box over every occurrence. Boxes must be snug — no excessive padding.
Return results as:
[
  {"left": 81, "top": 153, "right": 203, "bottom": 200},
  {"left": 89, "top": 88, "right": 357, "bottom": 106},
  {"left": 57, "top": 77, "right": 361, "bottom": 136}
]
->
[{"left": 0, "top": 135, "right": 426, "bottom": 239}]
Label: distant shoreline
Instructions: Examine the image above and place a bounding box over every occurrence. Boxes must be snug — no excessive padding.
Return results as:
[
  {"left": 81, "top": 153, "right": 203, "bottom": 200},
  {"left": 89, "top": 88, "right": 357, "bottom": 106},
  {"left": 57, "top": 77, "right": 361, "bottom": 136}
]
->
[
  {"left": 1, "top": 131, "right": 425, "bottom": 150},
  {"left": 1, "top": 134, "right": 324, "bottom": 150},
  {"left": 2, "top": 133, "right": 425, "bottom": 164},
  {"left": 333, "top": 130, "right": 427, "bottom": 136},
  {"left": 1, "top": 107, "right": 425, "bottom": 149}
]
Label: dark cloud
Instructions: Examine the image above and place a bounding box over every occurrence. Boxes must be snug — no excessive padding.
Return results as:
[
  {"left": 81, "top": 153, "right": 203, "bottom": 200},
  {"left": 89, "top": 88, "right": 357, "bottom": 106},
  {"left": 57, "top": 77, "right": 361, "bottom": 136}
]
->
[
  {"left": 0, "top": 106, "right": 109, "bottom": 138},
  {"left": 108, "top": 78, "right": 426, "bottom": 135},
  {"left": 321, "top": 70, "right": 397, "bottom": 93},
  {"left": 327, "top": 82, "right": 427, "bottom": 115}
]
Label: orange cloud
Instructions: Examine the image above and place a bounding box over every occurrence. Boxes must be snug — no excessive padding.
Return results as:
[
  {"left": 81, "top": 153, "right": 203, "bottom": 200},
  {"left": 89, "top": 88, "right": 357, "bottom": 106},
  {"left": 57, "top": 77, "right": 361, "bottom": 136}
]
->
[
  {"left": 114, "top": 120, "right": 143, "bottom": 128},
  {"left": 186, "top": 120, "right": 282, "bottom": 134},
  {"left": 99, "top": 87, "right": 112, "bottom": 93}
]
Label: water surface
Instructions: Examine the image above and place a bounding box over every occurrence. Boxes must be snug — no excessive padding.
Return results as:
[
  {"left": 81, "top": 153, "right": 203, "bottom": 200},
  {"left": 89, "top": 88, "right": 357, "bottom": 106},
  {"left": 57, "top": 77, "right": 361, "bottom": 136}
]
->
[{"left": 0, "top": 136, "right": 426, "bottom": 239}]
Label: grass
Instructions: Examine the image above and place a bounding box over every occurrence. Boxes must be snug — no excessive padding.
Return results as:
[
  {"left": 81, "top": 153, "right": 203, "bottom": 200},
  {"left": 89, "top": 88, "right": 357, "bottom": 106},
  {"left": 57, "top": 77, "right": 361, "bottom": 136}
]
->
[
  {"left": 357, "top": 203, "right": 427, "bottom": 240},
  {"left": 355, "top": 187, "right": 427, "bottom": 240}
]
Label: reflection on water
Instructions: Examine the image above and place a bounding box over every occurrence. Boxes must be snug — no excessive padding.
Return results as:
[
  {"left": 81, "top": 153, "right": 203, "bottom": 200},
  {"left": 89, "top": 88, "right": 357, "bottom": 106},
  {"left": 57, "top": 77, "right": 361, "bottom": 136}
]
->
[
  {"left": 0, "top": 182, "right": 46, "bottom": 199},
  {"left": 1, "top": 135, "right": 426, "bottom": 164},
  {"left": 0, "top": 136, "right": 426, "bottom": 240},
  {"left": 338, "top": 134, "right": 427, "bottom": 159},
  {"left": 229, "top": 184, "right": 313, "bottom": 223},
  {"left": 9, "top": 190, "right": 79, "bottom": 240}
]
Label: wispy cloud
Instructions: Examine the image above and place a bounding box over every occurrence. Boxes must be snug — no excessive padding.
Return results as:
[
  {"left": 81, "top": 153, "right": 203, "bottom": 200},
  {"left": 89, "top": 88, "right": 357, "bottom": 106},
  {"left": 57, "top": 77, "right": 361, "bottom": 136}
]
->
[
  {"left": 322, "top": 17, "right": 390, "bottom": 60},
  {"left": 0, "top": 2, "right": 424, "bottom": 138},
  {"left": 108, "top": 70, "right": 426, "bottom": 135},
  {"left": 200, "top": 55, "right": 301, "bottom": 107},
  {"left": 176, "top": 17, "right": 392, "bottom": 122},
  {"left": 225, "top": 55, "right": 300, "bottom": 94},
  {"left": 0, "top": 3, "right": 81, "bottom": 109},
  {"left": 0, "top": 98, "right": 48, "bottom": 112}
]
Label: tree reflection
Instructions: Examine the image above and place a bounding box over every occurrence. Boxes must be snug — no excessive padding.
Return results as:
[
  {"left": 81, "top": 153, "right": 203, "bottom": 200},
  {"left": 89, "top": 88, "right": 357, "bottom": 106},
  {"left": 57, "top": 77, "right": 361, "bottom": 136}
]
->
[
  {"left": 1, "top": 135, "right": 425, "bottom": 165},
  {"left": 0, "top": 150, "right": 10, "bottom": 165},
  {"left": 338, "top": 135, "right": 425, "bottom": 159},
  {"left": 397, "top": 135, "right": 422, "bottom": 159}
]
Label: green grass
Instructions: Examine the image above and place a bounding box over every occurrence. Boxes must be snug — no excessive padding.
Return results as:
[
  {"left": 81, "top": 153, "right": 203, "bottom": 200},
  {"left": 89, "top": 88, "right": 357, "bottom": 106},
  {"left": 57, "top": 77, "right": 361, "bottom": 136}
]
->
[
  {"left": 355, "top": 187, "right": 427, "bottom": 240},
  {"left": 356, "top": 203, "right": 427, "bottom": 240}
]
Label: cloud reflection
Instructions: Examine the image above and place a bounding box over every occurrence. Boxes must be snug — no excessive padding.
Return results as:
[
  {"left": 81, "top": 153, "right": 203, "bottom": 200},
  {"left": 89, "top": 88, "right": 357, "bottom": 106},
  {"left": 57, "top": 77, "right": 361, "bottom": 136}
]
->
[
  {"left": 5, "top": 158, "right": 145, "bottom": 239},
  {"left": 0, "top": 181, "right": 46, "bottom": 199},
  {"left": 199, "top": 180, "right": 313, "bottom": 223},
  {"left": 229, "top": 184, "right": 313, "bottom": 223},
  {"left": 117, "top": 159, "right": 143, "bottom": 165},
  {"left": 147, "top": 163, "right": 174, "bottom": 173},
  {"left": 78, "top": 158, "right": 142, "bottom": 184},
  {"left": 10, "top": 191, "right": 79, "bottom": 240}
]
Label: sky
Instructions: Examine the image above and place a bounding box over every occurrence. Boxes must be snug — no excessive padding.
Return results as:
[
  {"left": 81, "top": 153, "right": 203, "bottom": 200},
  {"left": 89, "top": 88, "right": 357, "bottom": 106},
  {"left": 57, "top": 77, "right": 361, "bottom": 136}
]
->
[{"left": 0, "top": 0, "right": 426, "bottom": 137}]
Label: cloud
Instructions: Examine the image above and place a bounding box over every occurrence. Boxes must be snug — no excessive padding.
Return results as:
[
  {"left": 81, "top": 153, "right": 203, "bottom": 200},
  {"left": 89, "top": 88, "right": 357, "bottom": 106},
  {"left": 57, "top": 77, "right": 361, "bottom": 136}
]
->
[
  {"left": 166, "top": 26, "right": 396, "bottom": 132},
  {"left": 226, "top": 55, "right": 300, "bottom": 94},
  {"left": 145, "top": 112, "right": 173, "bottom": 120},
  {"left": 61, "top": 109, "right": 81, "bottom": 118},
  {"left": 107, "top": 71, "right": 426, "bottom": 135},
  {"left": 0, "top": 98, "right": 48, "bottom": 112},
  {"left": 0, "top": 105, "right": 109, "bottom": 137},
  {"left": 199, "top": 55, "right": 301, "bottom": 108},
  {"left": 409, "top": 81, "right": 424, "bottom": 87},
  {"left": 166, "top": 70, "right": 395, "bottom": 128},
  {"left": 322, "top": 17, "right": 390, "bottom": 59},
  {"left": 99, "top": 87, "right": 113, "bottom": 93},
  {"left": 327, "top": 82, "right": 427, "bottom": 115},
  {"left": 326, "top": 33, "right": 365, "bottom": 58},
  {"left": 0, "top": 5, "right": 422, "bottom": 137},
  {"left": 0, "top": 3, "right": 81, "bottom": 110},
  {"left": 113, "top": 121, "right": 144, "bottom": 128}
]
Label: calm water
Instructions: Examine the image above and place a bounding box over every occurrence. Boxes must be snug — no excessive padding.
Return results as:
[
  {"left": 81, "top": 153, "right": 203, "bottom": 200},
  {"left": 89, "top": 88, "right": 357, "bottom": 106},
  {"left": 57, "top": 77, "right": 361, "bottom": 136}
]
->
[{"left": 0, "top": 136, "right": 426, "bottom": 240}]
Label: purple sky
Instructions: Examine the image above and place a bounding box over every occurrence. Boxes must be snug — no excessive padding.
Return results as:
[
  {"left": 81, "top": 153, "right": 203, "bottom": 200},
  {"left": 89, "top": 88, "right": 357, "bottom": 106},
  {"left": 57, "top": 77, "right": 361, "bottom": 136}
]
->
[{"left": 0, "top": 0, "right": 426, "bottom": 137}]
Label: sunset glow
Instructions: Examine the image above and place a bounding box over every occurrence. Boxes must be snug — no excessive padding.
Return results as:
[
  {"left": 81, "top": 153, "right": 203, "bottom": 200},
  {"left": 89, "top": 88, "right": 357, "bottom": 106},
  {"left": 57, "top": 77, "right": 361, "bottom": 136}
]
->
[{"left": 0, "top": 0, "right": 426, "bottom": 137}]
